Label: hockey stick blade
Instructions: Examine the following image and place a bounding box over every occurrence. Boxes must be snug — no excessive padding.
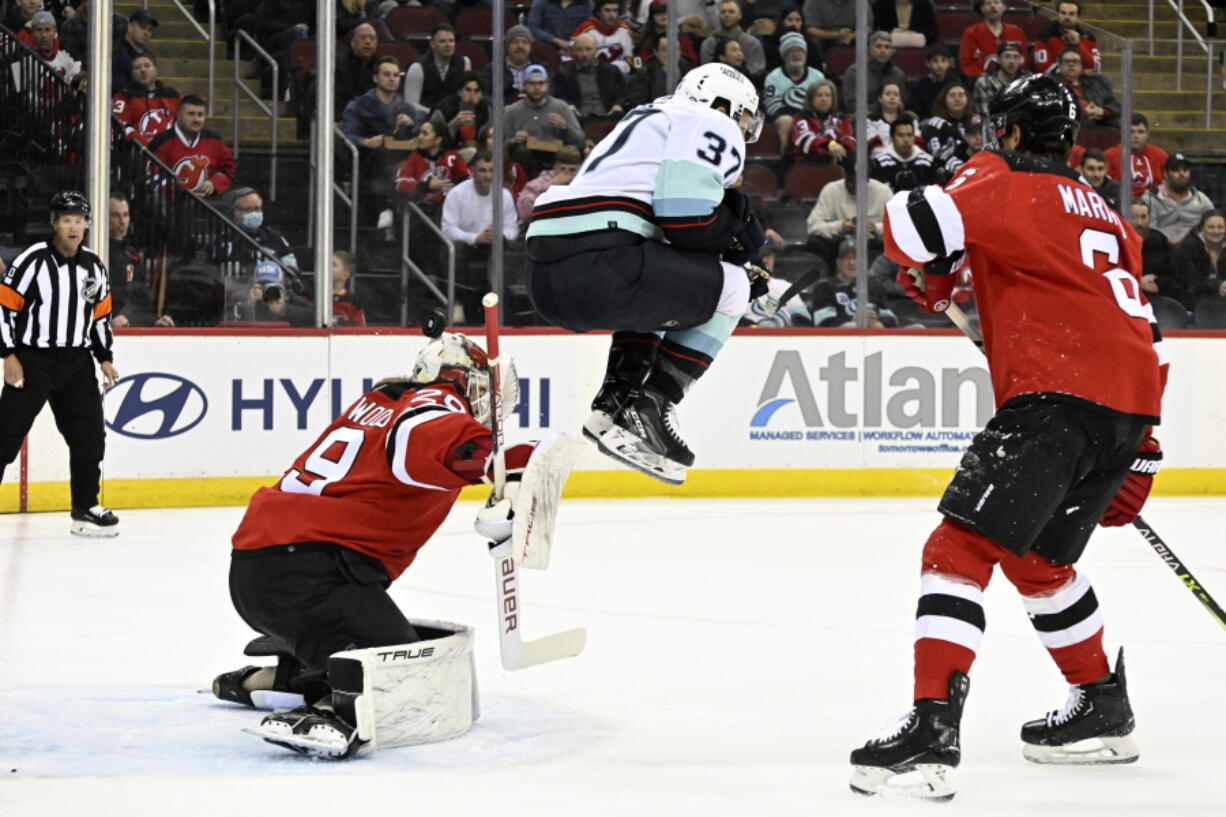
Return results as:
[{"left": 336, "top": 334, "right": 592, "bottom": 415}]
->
[
  {"left": 944, "top": 303, "right": 1226, "bottom": 633},
  {"left": 490, "top": 539, "right": 587, "bottom": 670}
]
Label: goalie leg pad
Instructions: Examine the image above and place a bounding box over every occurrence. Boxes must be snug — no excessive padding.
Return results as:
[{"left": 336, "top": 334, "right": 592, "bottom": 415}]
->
[{"left": 327, "top": 619, "right": 478, "bottom": 751}]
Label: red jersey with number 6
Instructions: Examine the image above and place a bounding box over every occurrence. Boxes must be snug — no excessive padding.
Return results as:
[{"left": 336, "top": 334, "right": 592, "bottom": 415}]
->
[
  {"left": 232, "top": 380, "right": 490, "bottom": 579},
  {"left": 884, "top": 149, "right": 1166, "bottom": 422}
]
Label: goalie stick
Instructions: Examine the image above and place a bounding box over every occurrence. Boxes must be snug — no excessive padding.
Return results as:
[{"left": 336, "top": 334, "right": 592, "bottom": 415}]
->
[
  {"left": 941, "top": 298, "right": 1226, "bottom": 632},
  {"left": 483, "top": 293, "right": 588, "bottom": 669}
]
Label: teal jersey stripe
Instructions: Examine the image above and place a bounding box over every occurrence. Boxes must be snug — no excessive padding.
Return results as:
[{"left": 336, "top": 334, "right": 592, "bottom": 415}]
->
[
  {"left": 653, "top": 159, "right": 723, "bottom": 218},
  {"left": 526, "top": 210, "right": 662, "bottom": 240}
]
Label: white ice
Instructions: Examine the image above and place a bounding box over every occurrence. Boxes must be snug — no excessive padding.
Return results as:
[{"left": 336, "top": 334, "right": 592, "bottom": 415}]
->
[{"left": 2, "top": 497, "right": 1224, "bottom": 817}]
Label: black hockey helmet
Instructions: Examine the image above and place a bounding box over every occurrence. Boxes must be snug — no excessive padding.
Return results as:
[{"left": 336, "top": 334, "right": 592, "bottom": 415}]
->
[
  {"left": 49, "top": 190, "right": 91, "bottom": 220},
  {"left": 987, "top": 74, "right": 1080, "bottom": 153}
]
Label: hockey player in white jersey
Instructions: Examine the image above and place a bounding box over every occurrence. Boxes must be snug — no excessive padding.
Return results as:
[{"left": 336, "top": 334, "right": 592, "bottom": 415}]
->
[{"left": 525, "top": 63, "right": 767, "bottom": 484}]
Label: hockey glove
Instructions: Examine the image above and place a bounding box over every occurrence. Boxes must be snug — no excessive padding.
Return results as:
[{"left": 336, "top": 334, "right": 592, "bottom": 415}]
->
[
  {"left": 746, "top": 262, "right": 771, "bottom": 302},
  {"left": 895, "top": 251, "right": 964, "bottom": 314},
  {"left": 1100, "top": 436, "right": 1162, "bottom": 527},
  {"left": 722, "top": 188, "right": 767, "bottom": 266}
]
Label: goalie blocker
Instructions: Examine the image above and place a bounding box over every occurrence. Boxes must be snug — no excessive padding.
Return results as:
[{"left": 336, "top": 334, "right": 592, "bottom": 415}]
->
[{"left": 246, "top": 619, "right": 479, "bottom": 759}]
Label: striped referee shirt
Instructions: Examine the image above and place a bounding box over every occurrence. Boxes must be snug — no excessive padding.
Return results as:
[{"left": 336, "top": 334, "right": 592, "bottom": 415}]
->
[{"left": 0, "top": 241, "right": 114, "bottom": 362}]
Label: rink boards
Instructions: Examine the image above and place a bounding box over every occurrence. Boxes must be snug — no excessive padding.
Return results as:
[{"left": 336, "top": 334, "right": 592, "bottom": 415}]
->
[{"left": 3, "top": 329, "right": 1223, "bottom": 511}]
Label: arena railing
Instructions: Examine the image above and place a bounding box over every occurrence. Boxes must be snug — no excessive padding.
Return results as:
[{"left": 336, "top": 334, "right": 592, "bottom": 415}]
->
[
  {"left": 307, "top": 120, "right": 359, "bottom": 259},
  {"left": 231, "top": 30, "right": 278, "bottom": 200},
  {"left": 0, "top": 24, "right": 87, "bottom": 244},
  {"left": 400, "top": 203, "right": 457, "bottom": 325},
  {"left": 143, "top": 0, "right": 215, "bottom": 107}
]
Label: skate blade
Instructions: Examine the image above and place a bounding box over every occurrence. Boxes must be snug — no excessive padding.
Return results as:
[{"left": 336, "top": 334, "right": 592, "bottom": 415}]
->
[
  {"left": 583, "top": 425, "right": 686, "bottom": 486},
  {"left": 849, "top": 764, "right": 956, "bottom": 801},
  {"left": 70, "top": 522, "right": 119, "bottom": 538},
  {"left": 242, "top": 725, "right": 358, "bottom": 760},
  {"left": 1023, "top": 734, "right": 1139, "bottom": 765}
]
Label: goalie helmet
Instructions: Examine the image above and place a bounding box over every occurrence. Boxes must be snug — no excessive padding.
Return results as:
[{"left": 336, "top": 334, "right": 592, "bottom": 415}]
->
[
  {"left": 674, "top": 63, "right": 764, "bottom": 143},
  {"left": 987, "top": 74, "right": 1080, "bottom": 153},
  {"left": 409, "top": 332, "right": 516, "bottom": 427}
]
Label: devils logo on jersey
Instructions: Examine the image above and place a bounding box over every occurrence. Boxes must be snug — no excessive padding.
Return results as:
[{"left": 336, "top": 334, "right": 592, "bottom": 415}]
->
[
  {"left": 139, "top": 109, "right": 173, "bottom": 141},
  {"left": 173, "top": 156, "right": 210, "bottom": 192}
]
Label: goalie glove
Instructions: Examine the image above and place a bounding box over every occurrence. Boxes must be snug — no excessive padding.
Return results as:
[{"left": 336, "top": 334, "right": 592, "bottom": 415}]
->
[
  {"left": 1100, "top": 436, "right": 1162, "bottom": 527},
  {"left": 895, "top": 250, "right": 965, "bottom": 314}
]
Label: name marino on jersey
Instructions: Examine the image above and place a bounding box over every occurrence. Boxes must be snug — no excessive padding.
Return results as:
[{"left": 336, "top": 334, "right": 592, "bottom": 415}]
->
[{"left": 1058, "top": 182, "right": 1124, "bottom": 228}]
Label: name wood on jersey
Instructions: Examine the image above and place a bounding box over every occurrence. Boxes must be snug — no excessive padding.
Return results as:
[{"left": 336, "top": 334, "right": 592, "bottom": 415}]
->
[
  {"left": 347, "top": 396, "right": 394, "bottom": 428},
  {"left": 1057, "top": 184, "right": 1123, "bottom": 229}
]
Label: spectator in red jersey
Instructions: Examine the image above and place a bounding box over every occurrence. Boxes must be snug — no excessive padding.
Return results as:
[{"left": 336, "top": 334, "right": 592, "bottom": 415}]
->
[
  {"left": 1056, "top": 47, "right": 1118, "bottom": 128},
  {"left": 13, "top": 11, "right": 81, "bottom": 85},
  {"left": 634, "top": 0, "right": 699, "bottom": 69},
  {"left": 959, "top": 0, "right": 1026, "bottom": 79},
  {"left": 517, "top": 144, "right": 581, "bottom": 228},
  {"left": 149, "top": 94, "right": 237, "bottom": 196},
  {"left": 1032, "top": 0, "right": 1100, "bottom": 75},
  {"left": 791, "top": 78, "right": 854, "bottom": 161},
  {"left": 570, "top": 0, "right": 636, "bottom": 74},
  {"left": 1105, "top": 113, "right": 1168, "bottom": 197},
  {"left": 329, "top": 250, "right": 366, "bottom": 326},
  {"left": 394, "top": 120, "right": 471, "bottom": 212},
  {"left": 477, "top": 123, "right": 529, "bottom": 199},
  {"left": 112, "top": 53, "right": 179, "bottom": 145}
]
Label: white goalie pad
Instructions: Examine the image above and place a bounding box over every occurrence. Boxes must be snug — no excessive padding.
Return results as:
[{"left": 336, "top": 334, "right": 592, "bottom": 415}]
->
[
  {"left": 326, "top": 619, "right": 479, "bottom": 751},
  {"left": 511, "top": 432, "right": 588, "bottom": 570}
]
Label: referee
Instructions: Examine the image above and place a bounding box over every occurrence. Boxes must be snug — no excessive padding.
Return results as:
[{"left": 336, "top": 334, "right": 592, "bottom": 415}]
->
[{"left": 0, "top": 191, "right": 121, "bottom": 537}]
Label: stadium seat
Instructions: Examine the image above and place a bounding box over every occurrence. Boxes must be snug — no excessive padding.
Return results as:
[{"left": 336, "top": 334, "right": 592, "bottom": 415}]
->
[
  {"left": 376, "top": 42, "right": 418, "bottom": 67},
  {"left": 743, "top": 163, "right": 780, "bottom": 200},
  {"left": 748, "top": 125, "right": 781, "bottom": 158},
  {"left": 893, "top": 47, "right": 928, "bottom": 77},
  {"left": 387, "top": 7, "right": 448, "bottom": 41},
  {"left": 766, "top": 203, "right": 810, "bottom": 245},
  {"left": 784, "top": 163, "right": 843, "bottom": 201},
  {"left": 1194, "top": 297, "right": 1226, "bottom": 329},
  {"left": 583, "top": 119, "right": 616, "bottom": 142},
  {"left": 457, "top": 8, "right": 516, "bottom": 41},
  {"left": 531, "top": 41, "right": 560, "bottom": 70},
  {"left": 1077, "top": 126, "right": 1120, "bottom": 150},
  {"left": 938, "top": 12, "right": 978, "bottom": 44},
  {"left": 1150, "top": 294, "right": 1189, "bottom": 330},
  {"left": 1005, "top": 11, "right": 1046, "bottom": 39},
  {"left": 824, "top": 46, "right": 854, "bottom": 79},
  {"left": 455, "top": 40, "right": 489, "bottom": 70},
  {"left": 369, "top": 19, "right": 395, "bottom": 43}
]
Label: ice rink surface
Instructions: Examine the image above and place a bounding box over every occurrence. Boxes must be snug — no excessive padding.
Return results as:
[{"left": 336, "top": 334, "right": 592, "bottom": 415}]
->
[{"left": 1, "top": 496, "right": 1224, "bottom": 817}]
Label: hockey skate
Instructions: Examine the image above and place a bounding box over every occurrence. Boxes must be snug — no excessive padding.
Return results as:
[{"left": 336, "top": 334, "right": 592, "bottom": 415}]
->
[
  {"left": 849, "top": 672, "right": 969, "bottom": 802},
  {"left": 70, "top": 505, "right": 119, "bottom": 538},
  {"left": 244, "top": 704, "right": 365, "bottom": 760},
  {"left": 584, "top": 387, "right": 693, "bottom": 486},
  {"left": 1021, "top": 648, "right": 1139, "bottom": 765}
]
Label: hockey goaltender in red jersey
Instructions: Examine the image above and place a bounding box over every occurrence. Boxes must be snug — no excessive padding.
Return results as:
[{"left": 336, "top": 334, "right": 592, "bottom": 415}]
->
[
  {"left": 213, "top": 331, "right": 530, "bottom": 759},
  {"left": 848, "top": 75, "right": 1168, "bottom": 801}
]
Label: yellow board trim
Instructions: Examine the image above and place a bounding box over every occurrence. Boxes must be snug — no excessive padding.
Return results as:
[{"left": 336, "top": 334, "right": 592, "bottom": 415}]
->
[{"left": 3, "top": 469, "right": 1225, "bottom": 513}]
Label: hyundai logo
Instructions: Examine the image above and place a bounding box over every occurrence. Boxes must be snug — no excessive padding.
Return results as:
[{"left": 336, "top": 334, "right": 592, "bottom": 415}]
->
[{"left": 104, "top": 373, "right": 208, "bottom": 439}]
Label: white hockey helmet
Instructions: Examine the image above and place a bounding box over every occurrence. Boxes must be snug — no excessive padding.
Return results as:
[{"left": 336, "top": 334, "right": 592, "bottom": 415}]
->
[
  {"left": 409, "top": 332, "right": 517, "bottom": 426},
  {"left": 674, "top": 63, "right": 764, "bottom": 142}
]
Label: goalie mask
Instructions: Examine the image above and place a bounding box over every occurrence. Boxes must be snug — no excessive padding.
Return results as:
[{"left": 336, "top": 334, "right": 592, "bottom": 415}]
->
[
  {"left": 674, "top": 63, "right": 764, "bottom": 143},
  {"left": 409, "top": 332, "right": 517, "bottom": 426}
]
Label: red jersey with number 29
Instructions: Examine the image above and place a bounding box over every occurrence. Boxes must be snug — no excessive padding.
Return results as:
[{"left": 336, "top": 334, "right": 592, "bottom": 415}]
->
[
  {"left": 884, "top": 149, "right": 1165, "bottom": 422},
  {"left": 232, "top": 381, "right": 490, "bottom": 579}
]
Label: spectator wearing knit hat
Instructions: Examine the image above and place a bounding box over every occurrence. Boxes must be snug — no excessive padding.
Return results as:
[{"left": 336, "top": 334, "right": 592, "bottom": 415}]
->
[
  {"left": 763, "top": 32, "right": 824, "bottom": 149},
  {"left": 14, "top": 11, "right": 81, "bottom": 85},
  {"left": 972, "top": 39, "right": 1029, "bottom": 116},
  {"left": 763, "top": 7, "right": 825, "bottom": 73},
  {"left": 483, "top": 24, "right": 536, "bottom": 98}
]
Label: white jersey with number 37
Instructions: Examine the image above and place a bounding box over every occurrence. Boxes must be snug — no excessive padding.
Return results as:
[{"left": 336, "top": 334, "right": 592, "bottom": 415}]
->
[{"left": 526, "top": 98, "right": 745, "bottom": 241}]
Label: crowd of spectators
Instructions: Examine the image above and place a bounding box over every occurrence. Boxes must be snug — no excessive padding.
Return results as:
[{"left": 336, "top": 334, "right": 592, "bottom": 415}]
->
[{"left": 6, "top": 0, "right": 1225, "bottom": 327}]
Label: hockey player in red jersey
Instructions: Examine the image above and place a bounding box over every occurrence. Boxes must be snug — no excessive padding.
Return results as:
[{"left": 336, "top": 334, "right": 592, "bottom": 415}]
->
[
  {"left": 849, "top": 74, "right": 1167, "bottom": 800},
  {"left": 213, "top": 331, "right": 531, "bottom": 758}
]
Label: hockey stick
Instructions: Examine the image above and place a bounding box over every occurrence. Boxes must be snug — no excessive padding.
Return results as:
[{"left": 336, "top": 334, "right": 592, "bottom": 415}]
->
[
  {"left": 764, "top": 266, "right": 822, "bottom": 317},
  {"left": 483, "top": 293, "right": 588, "bottom": 669},
  {"left": 942, "top": 299, "right": 1226, "bottom": 631}
]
